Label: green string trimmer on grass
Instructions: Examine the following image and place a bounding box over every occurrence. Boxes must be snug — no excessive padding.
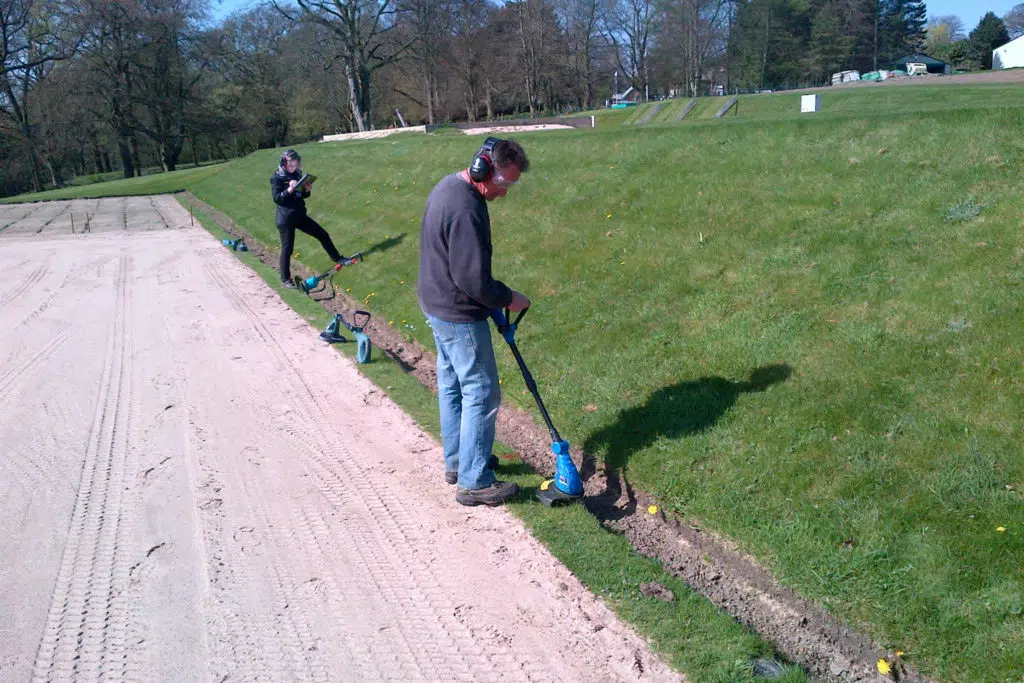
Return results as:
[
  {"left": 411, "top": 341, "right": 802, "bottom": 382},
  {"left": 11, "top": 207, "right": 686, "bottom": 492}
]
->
[
  {"left": 294, "top": 253, "right": 362, "bottom": 295},
  {"left": 490, "top": 307, "right": 583, "bottom": 507},
  {"left": 320, "top": 310, "right": 372, "bottom": 363}
]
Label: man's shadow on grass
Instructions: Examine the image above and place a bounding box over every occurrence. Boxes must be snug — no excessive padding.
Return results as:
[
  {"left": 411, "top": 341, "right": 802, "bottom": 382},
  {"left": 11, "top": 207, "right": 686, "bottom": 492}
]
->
[{"left": 580, "top": 363, "right": 793, "bottom": 519}]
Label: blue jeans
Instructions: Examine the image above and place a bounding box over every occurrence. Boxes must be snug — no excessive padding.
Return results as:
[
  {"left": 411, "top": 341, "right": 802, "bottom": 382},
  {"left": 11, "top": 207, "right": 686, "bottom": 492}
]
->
[{"left": 425, "top": 313, "right": 500, "bottom": 490}]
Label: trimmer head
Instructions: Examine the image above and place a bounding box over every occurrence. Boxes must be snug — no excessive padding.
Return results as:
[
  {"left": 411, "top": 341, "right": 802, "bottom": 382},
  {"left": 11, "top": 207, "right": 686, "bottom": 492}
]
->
[
  {"left": 222, "top": 238, "right": 248, "bottom": 251},
  {"left": 318, "top": 312, "right": 372, "bottom": 363},
  {"left": 319, "top": 315, "right": 347, "bottom": 343},
  {"left": 536, "top": 440, "right": 583, "bottom": 507},
  {"left": 295, "top": 275, "right": 314, "bottom": 294},
  {"left": 537, "top": 480, "right": 583, "bottom": 507}
]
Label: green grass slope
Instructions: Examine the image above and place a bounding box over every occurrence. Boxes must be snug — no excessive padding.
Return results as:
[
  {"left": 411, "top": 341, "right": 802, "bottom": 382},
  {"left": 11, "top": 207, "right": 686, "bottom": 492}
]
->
[{"left": 187, "top": 99, "right": 1023, "bottom": 681}]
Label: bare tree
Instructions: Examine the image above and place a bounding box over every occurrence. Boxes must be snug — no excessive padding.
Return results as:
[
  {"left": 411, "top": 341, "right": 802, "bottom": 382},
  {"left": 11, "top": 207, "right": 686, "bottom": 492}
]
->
[
  {"left": 273, "top": 0, "right": 413, "bottom": 131},
  {"left": 451, "top": 0, "right": 488, "bottom": 120},
  {"left": 1, "top": 0, "right": 81, "bottom": 190},
  {"left": 558, "top": 0, "right": 601, "bottom": 108},
  {"left": 601, "top": 0, "right": 656, "bottom": 100},
  {"left": 1004, "top": 3, "right": 1024, "bottom": 38},
  {"left": 656, "top": 0, "right": 729, "bottom": 97},
  {"left": 396, "top": 0, "right": 450, "bottom": 124},
  {"left": 129, "top": 0, "right": 212, "bottom": 171},
  {"left": 77, "top": 0, "right": 149, "bottom": 177}
]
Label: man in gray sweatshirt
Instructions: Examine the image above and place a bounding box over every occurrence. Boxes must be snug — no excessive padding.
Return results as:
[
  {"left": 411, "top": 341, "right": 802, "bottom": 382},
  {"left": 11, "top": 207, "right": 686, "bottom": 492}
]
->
[{"left": 417, "top": 138, "right": 531, "bottom": 507}]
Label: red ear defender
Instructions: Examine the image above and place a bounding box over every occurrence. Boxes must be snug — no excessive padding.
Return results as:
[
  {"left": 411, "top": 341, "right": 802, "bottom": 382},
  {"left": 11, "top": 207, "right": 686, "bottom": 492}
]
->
[{"left": 469, "top": 137, "right": 500, "bottom": 182}]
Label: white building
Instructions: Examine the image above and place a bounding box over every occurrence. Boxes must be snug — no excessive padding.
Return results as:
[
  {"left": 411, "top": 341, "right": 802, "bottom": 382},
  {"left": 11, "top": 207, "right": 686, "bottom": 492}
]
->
[{"left": 992, "top": 35, "right": 1024, "bottom": 69}]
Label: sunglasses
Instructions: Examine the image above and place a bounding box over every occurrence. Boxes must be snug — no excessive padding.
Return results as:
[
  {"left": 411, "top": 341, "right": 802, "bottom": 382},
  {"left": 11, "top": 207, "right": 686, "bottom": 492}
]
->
[{"left": 492, "top": 167, "right": 519, "bottom": 188}]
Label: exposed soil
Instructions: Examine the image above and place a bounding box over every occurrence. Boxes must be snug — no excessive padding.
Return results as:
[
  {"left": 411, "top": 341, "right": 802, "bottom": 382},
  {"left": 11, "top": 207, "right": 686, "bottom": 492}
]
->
[{"left": 183, "top": 191, "right": 937, "bottom": 682}]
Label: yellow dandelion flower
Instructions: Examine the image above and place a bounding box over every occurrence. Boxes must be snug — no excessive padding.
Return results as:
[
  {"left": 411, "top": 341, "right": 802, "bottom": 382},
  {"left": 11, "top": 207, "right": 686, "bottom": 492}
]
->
[
  {"left": 648, "top": 505, "right": 658, "bottom": 515},
  {"left": 997, "top": 526, "right": 1006, "bottom": 532},
  {"left": 896, "top": 651, "right": 904, "bottom": 657},
  {"left": 606, "top": 213, "right": 612, "bottom": 219},
  {"left": 877, "top": 659, "right": 891, "bottom": 675}
]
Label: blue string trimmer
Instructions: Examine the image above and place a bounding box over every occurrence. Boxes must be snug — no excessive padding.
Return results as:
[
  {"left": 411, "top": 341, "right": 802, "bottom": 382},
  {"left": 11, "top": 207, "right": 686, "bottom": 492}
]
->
[
  {"left": 294, "top": 253, "right": 362, "bottom": 295},
  {"left": 490, "top": 307, "right": 583, "bottom": 507}
]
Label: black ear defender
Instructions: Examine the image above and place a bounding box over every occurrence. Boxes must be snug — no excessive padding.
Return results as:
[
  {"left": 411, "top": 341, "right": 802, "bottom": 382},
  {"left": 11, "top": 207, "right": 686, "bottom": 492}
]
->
[{"left": 469, "top": 137, "right": 500, "bottom": 182}]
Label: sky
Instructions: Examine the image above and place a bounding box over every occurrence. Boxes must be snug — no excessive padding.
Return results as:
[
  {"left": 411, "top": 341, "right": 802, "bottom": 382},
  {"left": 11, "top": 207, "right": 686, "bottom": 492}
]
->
[
  {"left": 207, "top": 0, "right": 257, "bottom": 22},
  {"left": 206, "top": 0, "right": 1019, "bottom": 37}
]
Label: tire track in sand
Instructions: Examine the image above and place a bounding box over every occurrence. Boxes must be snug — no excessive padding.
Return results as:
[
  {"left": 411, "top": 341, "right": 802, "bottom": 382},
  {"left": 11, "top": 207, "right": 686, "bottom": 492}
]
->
[
  {"left": 0, "top": 332, "right": 71, "bottom": 405},
  {"left": 31, "top": 254, "right": 138, "bottom": 682},
  {"left": 0, "top": 263, "right": 48, "bottom": 308},
  {"left": 203, "top": 261, "right": 552, "bottom": 681}
]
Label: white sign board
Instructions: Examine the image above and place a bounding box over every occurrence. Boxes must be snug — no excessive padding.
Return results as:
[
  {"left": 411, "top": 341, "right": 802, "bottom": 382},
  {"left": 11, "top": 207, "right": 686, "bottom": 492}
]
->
[{"left": 801, "top": 94, "right": 821, "bottom": 113}]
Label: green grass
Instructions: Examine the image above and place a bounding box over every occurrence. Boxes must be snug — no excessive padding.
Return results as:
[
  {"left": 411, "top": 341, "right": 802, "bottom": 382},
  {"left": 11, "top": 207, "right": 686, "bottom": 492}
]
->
[
  {"left": 182, "top": 94, "right": 1024, "bottom": 681},
  {"left": 574, "top": 84, "right": 1024, "bottom": 131},
  {"left": 186, "top": 199, "right": 806, "bottom": 682},
  {"left": 16, "top": 82, "right": 1023, "bottom": 681},
  {"left": 1, "top": 162, "right": 230, "bottom": 203}
]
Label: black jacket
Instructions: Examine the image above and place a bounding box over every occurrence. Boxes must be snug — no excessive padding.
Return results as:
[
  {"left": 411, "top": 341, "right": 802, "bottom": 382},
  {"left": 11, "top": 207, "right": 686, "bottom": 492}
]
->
[{"left": 270, "top": 167, "right": 311, "bottom": 226}]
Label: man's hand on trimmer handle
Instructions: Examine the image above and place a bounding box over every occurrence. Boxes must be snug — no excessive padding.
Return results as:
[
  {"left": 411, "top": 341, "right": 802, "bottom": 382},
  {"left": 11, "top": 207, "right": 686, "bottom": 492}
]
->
[{"left": 508, "top": 290, "right": 530, "bottom": 312}]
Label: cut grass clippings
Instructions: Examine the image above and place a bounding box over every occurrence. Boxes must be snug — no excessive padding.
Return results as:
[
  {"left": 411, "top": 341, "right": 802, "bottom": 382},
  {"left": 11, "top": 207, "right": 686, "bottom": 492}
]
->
[{"left": 186, "top": 200, "right": 807, "bottom": 682}]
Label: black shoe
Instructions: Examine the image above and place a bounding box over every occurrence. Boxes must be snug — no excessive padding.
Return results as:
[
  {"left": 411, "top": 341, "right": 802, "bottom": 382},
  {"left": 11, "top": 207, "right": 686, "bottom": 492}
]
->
[
  {"left": 281, "top": 279, "right": 297, "bottom": 289},
  {"left": 445, "top": 455, "right": 500, "bottom": 485},
  {"left": 455, "top": 480, "right": 519, "bottom": 507}
]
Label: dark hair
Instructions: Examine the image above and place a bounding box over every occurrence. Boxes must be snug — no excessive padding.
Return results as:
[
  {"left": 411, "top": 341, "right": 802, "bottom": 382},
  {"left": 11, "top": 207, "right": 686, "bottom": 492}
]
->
[
  {"left": 492, "top": 139, "right": 529, "bottom": 173},
  {"left": 280, "top": 149, "right": 301, "bottom": 167}
]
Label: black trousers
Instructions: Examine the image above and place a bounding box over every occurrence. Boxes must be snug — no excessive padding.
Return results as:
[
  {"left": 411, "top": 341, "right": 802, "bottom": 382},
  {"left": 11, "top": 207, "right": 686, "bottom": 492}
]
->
[{"left": 277, "top": 214, "right": 342, "bottom": 282}]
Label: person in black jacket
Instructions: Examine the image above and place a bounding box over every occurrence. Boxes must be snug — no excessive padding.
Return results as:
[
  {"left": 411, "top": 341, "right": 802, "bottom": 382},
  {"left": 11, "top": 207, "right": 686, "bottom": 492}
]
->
[{"left": 270, "top": 149, "right": 345, "bottom": 288}]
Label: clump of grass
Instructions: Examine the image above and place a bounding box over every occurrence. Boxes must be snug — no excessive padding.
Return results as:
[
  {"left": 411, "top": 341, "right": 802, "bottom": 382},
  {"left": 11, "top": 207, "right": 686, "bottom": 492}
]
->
[{"left": 945, "top": 197, "right": 984, "bottom": 223}]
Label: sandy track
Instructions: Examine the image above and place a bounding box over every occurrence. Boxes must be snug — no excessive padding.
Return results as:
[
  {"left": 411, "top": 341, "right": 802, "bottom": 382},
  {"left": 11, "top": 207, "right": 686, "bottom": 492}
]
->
[{"left": 0, "top": 197, "right": 680, "bottom": 682}]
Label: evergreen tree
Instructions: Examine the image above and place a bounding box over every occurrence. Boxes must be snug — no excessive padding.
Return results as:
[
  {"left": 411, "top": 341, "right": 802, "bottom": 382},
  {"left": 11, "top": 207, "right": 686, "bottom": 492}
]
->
[{"left": 968, "top": 12, "right": 1010, "bottom": 68}]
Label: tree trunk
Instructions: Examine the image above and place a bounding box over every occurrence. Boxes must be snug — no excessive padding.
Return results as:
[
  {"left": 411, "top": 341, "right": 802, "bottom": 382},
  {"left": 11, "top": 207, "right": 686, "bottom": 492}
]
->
[
  {"left": 425, "top": 73, "right": 435, "bottom": 125},
  {"left": 213, "top": 139, "right": 228, "bottom": 162},
  {"left": 190, "top": 137, "right": 200, "bottom": 167},
  {"left": 45, "top": 159, "right": 58, "bottom": 188},
  {"left": 873, "top": 1, "right": 879, "bottom": 71},
  {"left": 130, "top": 136, "right": 142, "bottom": 176}
]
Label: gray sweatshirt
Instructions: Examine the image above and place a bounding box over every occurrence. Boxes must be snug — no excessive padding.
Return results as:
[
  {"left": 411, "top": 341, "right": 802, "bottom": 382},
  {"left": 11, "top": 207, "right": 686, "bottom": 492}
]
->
[{"left": 417, "top": 172, "right": 513, "bottom": 322}]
